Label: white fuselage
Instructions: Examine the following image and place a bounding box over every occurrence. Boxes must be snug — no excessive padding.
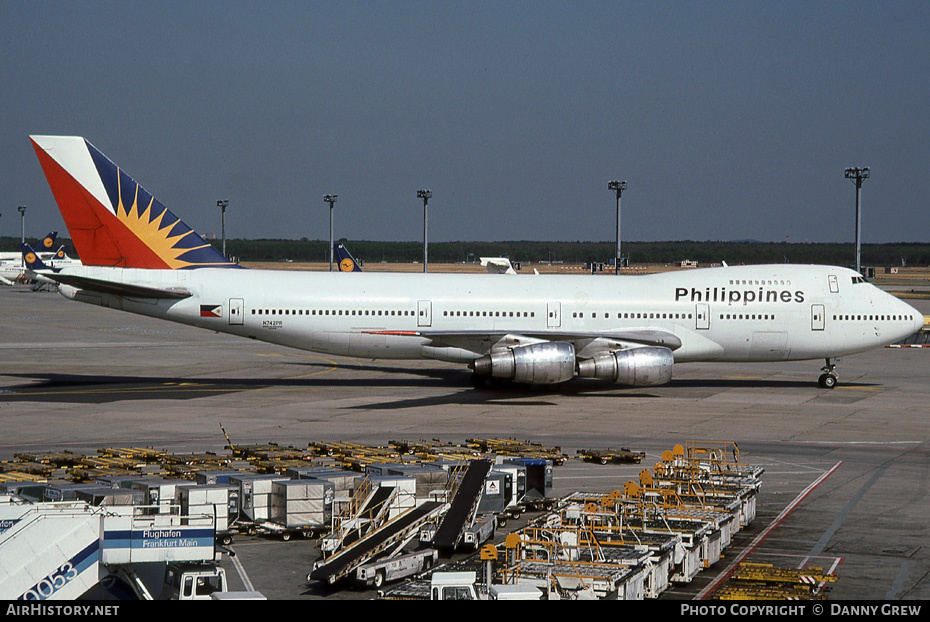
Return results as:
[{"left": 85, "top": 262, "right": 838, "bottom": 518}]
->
[{"left": 53, "top": 264, "right": 923, "bottom": 371}]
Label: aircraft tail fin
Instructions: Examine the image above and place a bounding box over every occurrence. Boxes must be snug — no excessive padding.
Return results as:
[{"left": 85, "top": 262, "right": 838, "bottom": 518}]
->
[
  {"left": 22, "top": 243, "right": 55, "bottom": 273},
  {"left": 37, "top": 232, "right": 58, "bottom": 253},
  {"left": 334, "top": 243, "right": 363, "bottom": 272},
  {"left": 30, "top": 136, "right": 236, "bottom": 270}
]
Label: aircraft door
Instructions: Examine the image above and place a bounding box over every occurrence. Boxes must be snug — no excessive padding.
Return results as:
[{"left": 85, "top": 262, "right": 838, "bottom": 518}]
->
[
  {"left": 417, "top": 300, "right": 432, "bottom": 327},
  {"left": 229, "top": 298, "right": 244, "bottom": 326},
  {"left": 811, "top": 304, "right": 825, "bottom": 331},
  {"left": 695, "top": 303, "right": 710, "bottom": 330},
  {"left": 547, "top": 303, "right": 561, "bottom": 328},
  {"left": 828, "top": 275, "right": 839, "bottom": 293}
]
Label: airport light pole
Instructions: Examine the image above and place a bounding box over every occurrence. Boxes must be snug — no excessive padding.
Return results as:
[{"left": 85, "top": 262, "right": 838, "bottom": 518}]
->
[
  {"left": 324, "top": 194, "right": 337, "bottom": 271},
  {"left": 417, "top": 189, "right": 431, "bottom": 273},
  {"left": 17, "top": 206, "right": 26, "bottom": 267},
  {"left": 608, "top": 180, "right": 626, "bottom": 275},
  {"left": 216, "top": 200, "right": 228, "bottom": 258},
  {"left": 844, "top": 167, "right": 869, "bottom": 275}
]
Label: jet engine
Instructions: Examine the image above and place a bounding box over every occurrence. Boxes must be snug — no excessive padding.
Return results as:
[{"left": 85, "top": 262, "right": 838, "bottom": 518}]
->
[
  {"left": 471, "top": 341, "right": 576, "bottom": 385},
  {"left": 576, "top": 346, "right": 674, "bottom": 386}
]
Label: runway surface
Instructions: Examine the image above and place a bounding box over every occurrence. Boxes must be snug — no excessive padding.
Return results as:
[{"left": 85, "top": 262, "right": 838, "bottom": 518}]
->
[{"left": 1, "top": 285, "right": 927, "bottom": 600}]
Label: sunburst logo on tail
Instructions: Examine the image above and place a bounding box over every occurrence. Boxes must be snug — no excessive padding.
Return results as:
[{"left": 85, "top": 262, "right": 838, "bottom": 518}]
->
[
  {"left": 31, "top": 135, "right": 235, "bottom": 270},
  {"left": 114, "top": 173, "right": 209, "bottom": 269}
]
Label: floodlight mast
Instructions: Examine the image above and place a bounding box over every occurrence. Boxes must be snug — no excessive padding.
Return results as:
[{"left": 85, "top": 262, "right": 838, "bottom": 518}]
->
[
  {"left": 844, "top": 167, "right": 869, "bottom": 276},
  {"left": 324, "top": 194, "right": 337, "bottom": 271},
  {"left": 18, "top": 206, "right": 26, "bottom": 267},
  {"left": 216, "top": 200, "right": 228, "bottom": 258},
  {"left": 417, "top": 190, "right": 432, "bottom": 273},
  {"left": 608, "top": 181, "right": 626, "bottom": 275}
]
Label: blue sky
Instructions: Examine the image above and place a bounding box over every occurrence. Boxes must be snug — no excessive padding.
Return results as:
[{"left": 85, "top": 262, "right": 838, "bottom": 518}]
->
[{"left": 2, "top": 1, "right": 928, "bottom": 244}]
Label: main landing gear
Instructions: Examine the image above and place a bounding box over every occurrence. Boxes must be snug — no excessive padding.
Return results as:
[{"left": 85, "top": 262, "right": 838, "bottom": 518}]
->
[{"left": 818, "top": 358, "right": 838, "bottom": 389}]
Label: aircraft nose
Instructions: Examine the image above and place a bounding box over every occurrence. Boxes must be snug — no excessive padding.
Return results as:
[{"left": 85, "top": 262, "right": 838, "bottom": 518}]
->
[{"left": 901, "top": 299, "right": 924, "bottom": 336}]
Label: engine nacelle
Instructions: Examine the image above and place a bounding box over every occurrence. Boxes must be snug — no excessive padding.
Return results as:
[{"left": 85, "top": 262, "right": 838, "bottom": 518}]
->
[
  {"left": 471, "top": 341, "right": 576, "bottom": 385},
  {"left": 576, "top": 347, "right": 674, "bottom": 386}
]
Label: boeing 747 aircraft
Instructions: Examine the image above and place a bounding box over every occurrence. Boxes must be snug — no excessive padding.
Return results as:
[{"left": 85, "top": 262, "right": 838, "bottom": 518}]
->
[{"left": 29, "top": 135, "right": 923, "bottom": 389}]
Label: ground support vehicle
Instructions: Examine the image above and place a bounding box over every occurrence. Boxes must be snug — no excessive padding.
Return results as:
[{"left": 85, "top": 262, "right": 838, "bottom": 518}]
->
[
  {"left": 310, "top": 500, "right": 448, "bottom": 585},
  {"left": 461, "top": 515, "right": 496, "bottom": 550},
  {"left": 355, "top": 548, "right": 438, "bottom": 588},
  {"left": 381, "top": 571, "right": 544, "bottom": 600},
  {"left": 159, "top": 562, "right": 228, "bottom": 600},
  {"left": 577, "top": 448, "right": 646, "bottom": 465}
]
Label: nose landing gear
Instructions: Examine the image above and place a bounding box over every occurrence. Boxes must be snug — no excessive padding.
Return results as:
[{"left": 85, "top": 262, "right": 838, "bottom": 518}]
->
[{"left": 818, "top": 358, "right": 838, "bottom": 389}]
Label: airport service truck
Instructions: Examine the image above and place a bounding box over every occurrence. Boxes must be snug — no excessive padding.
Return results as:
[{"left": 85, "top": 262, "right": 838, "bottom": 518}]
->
[
  {"left": 159, "top": 563, "right": 228, "bottom": 600},
  {"left": 354, "top": 549, "right": 438, "bottom": 588},
  {"left": 383, "top": 571, "right": 543, "bottom": 600},
  {"left": 461, "top": 515, "right": 497, "bottom": 550}
]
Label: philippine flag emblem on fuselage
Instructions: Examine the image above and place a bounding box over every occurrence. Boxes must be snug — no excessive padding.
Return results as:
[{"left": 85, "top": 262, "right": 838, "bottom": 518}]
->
[{"left": 200, "top": 304, "right": 222, "bottom": 318}]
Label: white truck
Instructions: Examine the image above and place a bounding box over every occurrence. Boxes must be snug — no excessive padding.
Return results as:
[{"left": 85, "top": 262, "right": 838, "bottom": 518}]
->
[
  {"left": 461, "top": 515, "right": 496, "bottom": 550},
  {"left": 159, "top": 563, "right": 228, "bottom": 600},
  {"left": 355, "top": 549, "right": 438, "bottom": 588},
  {"left": 429, "top": 572, "right": 543, "bottom": 600}
]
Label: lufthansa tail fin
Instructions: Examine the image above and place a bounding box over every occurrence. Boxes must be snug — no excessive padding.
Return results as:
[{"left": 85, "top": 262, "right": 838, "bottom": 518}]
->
[
  {"left": 22, "top": 243, "right": 55, "bottom": 273},
  {"left": 37, "top": 232, "right": 58, "bottom": 253},
  {"left": 30, "top": 136, "right": 236, "bottom": 270},
  {"left": 334, "top": 243, "right": 363, "bottom": 272}
]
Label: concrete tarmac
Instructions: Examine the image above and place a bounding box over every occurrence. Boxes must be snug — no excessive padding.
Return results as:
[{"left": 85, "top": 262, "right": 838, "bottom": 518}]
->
[{"left": 1, "top": 285, "right": 927, "bottom": 600}]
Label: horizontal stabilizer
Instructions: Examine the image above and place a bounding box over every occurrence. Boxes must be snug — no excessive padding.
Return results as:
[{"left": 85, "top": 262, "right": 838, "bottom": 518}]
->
[{"left": 42, "top": 273, "right": 192, "bottom": 300}]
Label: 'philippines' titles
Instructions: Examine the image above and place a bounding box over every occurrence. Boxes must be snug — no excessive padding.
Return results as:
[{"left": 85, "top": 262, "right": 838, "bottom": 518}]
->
[{"left": 674, "top": 286, "right": 805, "bottom": 305}]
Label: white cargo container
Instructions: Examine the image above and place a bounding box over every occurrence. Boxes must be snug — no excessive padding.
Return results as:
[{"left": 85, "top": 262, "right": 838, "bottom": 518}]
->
[
  {"left": 379, "top": 464, "right": 450, "bottom": 499},
  {"left": 229, "top": 473, "right": 289, "bottom": 522},
  {"left": 369, "top": 476, "right": 417, "bottom": 519},
  {"left": 269, "top": 479, "right": 334, "bottom": 531},
  {"left": 131, "top": 479, "right": 188, "bottom": 515},
  {"left": 74, "top": 486, "right": 141, "bottom": 507},
  {"left": 177, "top": 484, "right": 235, "bottom": 534}
]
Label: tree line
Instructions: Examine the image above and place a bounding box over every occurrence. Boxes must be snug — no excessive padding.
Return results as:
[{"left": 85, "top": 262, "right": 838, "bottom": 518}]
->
[
  {"left": 223, "top": 239, "right": 929, "bottom": 267},
  {"left": 2, "top": 237, "right": 927, "bottom": 267}
]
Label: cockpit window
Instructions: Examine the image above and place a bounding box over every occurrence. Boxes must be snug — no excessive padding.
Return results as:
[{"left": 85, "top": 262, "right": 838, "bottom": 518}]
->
[{"left": 851, "top": 276, "right": 867, "bottom": 284}]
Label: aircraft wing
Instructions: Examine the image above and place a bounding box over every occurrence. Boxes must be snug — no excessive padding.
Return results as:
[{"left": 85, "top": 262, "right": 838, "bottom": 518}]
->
[
  {"left": 366, "top": 328, "right": 681, "bottom": 356},
  {"left": 38, "top": 272, "right": 193, "bottom": 300}
]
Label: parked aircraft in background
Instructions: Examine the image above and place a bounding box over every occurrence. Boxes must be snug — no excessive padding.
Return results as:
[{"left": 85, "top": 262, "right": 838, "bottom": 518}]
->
[
  {"left": 334, "top": 244, "right": 363, "bottom": 272},
  {"left": 0, "top": 232, "right": 58, "bottom": 263},
  {"left": 0, "top": 232, "right": 71, "bottom": 285},
  {"left": 480, "top": 257, "right": 517, "bottom": 275},
  {"left": 20, "top": 242, "right": 82, "bottom": 284},
  {"left": 29, "top": 135, "right": 924, "bottom": 389},
  {"left": 2, "top": 242, "right": 82, "bottom": 287}
]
